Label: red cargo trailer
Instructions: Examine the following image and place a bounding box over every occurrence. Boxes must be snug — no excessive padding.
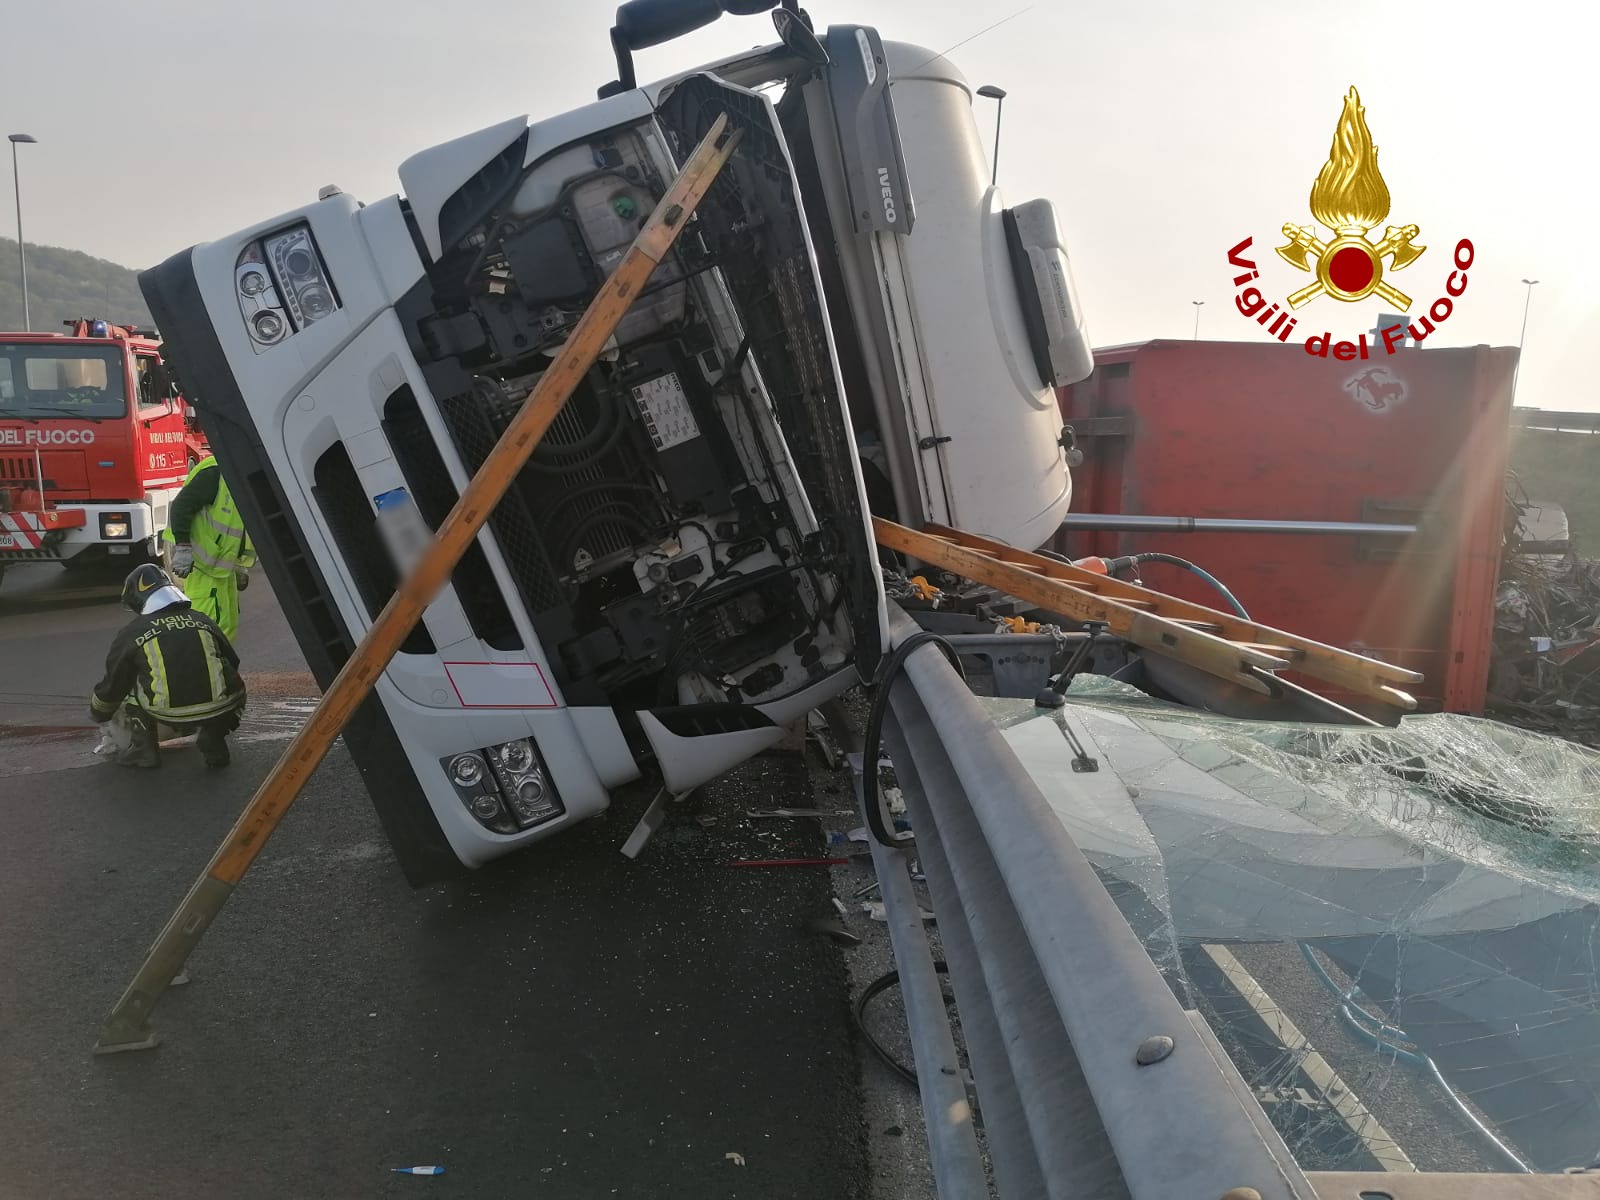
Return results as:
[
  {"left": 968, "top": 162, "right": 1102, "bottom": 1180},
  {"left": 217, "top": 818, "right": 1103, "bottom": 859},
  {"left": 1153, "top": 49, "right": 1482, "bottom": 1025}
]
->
[{"left": 1054, "top": 339, "right": 1516, "bottom": 714}]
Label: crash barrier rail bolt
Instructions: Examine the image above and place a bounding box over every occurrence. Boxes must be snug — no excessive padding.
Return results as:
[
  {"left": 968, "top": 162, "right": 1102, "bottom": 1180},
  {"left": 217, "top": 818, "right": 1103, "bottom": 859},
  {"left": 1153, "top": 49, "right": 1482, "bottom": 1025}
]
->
[{"left": 92, "top": 113, "right": 742, "bottom": 1056}]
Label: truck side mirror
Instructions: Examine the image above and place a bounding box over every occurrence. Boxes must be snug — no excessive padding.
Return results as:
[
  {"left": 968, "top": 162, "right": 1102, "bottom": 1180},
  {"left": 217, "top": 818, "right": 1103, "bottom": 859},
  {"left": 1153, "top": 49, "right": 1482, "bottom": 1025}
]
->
[
  {"left": 772, "top": 8, "right": 828, "bottom": 65},
  {"left": 151, "top": 361, "right": 175, "bottom": 400}
]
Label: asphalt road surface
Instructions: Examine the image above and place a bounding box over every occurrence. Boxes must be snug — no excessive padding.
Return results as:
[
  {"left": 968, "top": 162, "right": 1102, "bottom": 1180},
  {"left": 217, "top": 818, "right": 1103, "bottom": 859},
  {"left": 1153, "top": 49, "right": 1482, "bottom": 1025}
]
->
[{"left": 0, "top": 562, "right": 870, "bottom": 1199}]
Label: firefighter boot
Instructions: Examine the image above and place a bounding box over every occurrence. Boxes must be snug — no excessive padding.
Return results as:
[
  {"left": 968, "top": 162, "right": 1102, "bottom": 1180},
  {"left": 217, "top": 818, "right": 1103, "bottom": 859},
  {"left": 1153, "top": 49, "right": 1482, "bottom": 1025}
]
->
[
  {"left": 197, "top": 723, "right": 231, "bottom": 770},
  {"left": 114, "top": 710, "right": 161, "bottom": 769}
]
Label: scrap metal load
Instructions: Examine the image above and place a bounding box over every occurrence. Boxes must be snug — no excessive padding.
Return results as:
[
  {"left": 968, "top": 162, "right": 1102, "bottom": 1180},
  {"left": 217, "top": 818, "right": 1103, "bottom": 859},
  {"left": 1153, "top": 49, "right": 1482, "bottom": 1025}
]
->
[{"left": 137, "top": 1, "right": 1094, "bottom": 881}]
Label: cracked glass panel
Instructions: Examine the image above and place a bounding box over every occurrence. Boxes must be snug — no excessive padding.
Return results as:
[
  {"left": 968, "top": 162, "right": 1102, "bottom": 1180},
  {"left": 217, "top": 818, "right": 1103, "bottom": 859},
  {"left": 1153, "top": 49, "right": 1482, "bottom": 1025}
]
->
[{"left": 982, "top": 678, "right": 1600, "bottom": 1175}]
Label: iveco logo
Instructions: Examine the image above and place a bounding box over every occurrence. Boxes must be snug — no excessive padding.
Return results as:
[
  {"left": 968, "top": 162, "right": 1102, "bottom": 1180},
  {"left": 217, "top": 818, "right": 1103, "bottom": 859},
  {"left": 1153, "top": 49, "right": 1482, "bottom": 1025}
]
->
[{"left": 877, "top": 167, "right": 896, "bottom": 224}]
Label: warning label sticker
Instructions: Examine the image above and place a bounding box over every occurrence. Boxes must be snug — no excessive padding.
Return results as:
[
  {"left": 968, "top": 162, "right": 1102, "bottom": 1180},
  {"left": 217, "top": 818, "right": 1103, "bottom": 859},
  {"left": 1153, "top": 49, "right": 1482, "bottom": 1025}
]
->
[{"left": 631, "top": 373, "right": 700, "bottom": 451}]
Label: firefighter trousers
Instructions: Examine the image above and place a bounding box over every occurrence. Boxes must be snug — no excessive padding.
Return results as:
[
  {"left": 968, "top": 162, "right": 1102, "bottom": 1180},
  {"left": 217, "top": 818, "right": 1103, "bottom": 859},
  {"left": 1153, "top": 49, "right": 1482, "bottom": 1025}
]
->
[{"left": 182, "top": 566, "right": 241, "bottom": 642}]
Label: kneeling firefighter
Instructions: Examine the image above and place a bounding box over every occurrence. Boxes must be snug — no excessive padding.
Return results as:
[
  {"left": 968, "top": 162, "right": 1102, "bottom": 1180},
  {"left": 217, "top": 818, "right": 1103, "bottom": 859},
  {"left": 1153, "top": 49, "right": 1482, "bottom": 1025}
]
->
[
  {"left": 90, "top": 564, "right": 247, "bottom": 769},
  {"left": 165, "top": 454, "right": 255, "bottom": 642}
]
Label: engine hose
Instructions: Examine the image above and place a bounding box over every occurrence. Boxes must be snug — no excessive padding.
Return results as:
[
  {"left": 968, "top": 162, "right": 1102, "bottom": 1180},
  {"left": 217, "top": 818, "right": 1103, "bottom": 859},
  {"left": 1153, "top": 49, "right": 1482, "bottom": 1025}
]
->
[
  {"left": 1123, "top": 552, "right": 1250, "bottom": 620},
  {"left": 861, "top": 632, "right": 965, "bottom": 851},
  {"left": 557, "top": 503, "right": 655, "bottom": 572}
]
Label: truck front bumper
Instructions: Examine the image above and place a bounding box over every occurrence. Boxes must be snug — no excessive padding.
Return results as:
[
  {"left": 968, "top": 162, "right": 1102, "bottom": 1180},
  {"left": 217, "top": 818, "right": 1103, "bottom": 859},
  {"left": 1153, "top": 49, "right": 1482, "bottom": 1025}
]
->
[{"left": 0, "top": 504, "right": 153, "bottom": 560}]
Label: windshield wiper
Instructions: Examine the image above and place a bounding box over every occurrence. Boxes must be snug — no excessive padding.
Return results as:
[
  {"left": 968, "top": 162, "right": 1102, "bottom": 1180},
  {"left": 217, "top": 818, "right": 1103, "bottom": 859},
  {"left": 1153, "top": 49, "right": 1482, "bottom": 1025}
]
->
[{"left": 1, "top": 407, "right": 108, "bottom": 422}]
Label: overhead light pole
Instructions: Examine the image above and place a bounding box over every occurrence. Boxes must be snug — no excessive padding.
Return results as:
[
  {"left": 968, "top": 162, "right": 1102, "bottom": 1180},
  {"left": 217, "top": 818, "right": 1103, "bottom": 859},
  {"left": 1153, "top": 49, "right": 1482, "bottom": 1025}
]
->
[
  {"left": 1511, "top": 278, "right": 1538, "bottom": 406},
  {"left": 8, "top": 133, "right": 38, "bottom": 332},
  {"left": 1192, "top": 299, "right": 1204, "bottom": 340},
  {"left": 976, "top": 85, "right": 1006, "bottom": 186}
]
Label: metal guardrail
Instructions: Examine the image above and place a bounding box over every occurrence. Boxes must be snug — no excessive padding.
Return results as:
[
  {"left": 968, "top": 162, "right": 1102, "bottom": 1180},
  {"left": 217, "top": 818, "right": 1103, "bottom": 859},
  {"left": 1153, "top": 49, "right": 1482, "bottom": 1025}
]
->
[
  {"left": 866, "top": 606, "right": 1313, "bottom": 1199},
  {"left": 865, "top": 604, "right": 1600, "bottom": 1199},
  {"left": 1512, "top": 408, "right": 1600, "bottom": 434}
]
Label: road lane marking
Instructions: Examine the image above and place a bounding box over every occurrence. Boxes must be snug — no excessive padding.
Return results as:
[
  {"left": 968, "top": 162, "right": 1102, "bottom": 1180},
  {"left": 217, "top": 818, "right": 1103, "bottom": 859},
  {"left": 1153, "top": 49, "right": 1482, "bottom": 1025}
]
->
[{"left": 1200, "top": 943, "right": 1417, "bottom": 1173}]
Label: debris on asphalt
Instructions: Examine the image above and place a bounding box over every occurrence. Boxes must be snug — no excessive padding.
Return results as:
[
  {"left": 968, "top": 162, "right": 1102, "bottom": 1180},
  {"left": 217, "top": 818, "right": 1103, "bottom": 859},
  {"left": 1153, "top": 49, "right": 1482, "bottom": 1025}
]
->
[
  {"left": 391, "top": 1166, "right": 445, "bottom": 1175},
  {"left": 806, "top": 709, "right": 844, "bottom": 770},
  {"left": 805, "top": 917, "right": 862, "bottom": 946},
  {"left": 831, "top": 896, "right": 849, "bottom": 918},
  {"left": 860, "top": 902, "right": 934, "bottom": 924},
  {"left": 726, "top": 857, "right": 851, "bottom": 868},
  {"left": 744, "top": 807, "right": 853, "bottom": 819},
  {"left": 724, "top": 1152, "right": 745, "bottom": 1167}
]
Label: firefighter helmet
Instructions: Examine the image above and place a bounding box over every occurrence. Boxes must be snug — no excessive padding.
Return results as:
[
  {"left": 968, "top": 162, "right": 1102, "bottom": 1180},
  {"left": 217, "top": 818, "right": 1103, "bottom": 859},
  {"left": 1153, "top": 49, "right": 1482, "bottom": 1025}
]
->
[{"left": 121, "top": 563, "right": 175, "bottom": 612}]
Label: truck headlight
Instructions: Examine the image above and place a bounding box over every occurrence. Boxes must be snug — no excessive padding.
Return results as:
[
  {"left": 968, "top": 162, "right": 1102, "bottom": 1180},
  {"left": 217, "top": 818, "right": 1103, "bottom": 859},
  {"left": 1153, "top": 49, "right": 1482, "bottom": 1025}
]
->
[
  {"left": 235, "top": 222, "right": 339, "bottom": 352},
  {"left": 100, "top": 513, "right": 131, "bottom": 539},
  {"left": 440, "top": 738, "right": 562, "bottom": 834},
  {"left": 486, "top": 738, "right": 560, "bottom": 829},
  {"left": 448, "top": 753, "right": 485, "bottom": 787},
  {"left": 262, "top": 224, "right": 339, "bottom": 332}
]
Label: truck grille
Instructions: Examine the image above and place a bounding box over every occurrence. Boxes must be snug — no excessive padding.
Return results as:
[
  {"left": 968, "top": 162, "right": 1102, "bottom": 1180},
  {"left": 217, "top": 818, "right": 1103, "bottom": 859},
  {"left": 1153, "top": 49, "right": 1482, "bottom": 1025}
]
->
[
  {"left": 381, "top": 386, "right": 524, "bottom": 652},
  {"left": 310, "top": 441, "right": 436, "bottom": 657},
  {"left": 0, "top": 456, "right": 41, "bottom": 483},
  {"left": 437, "top": 386, "right": 567, "bottom": 617}
]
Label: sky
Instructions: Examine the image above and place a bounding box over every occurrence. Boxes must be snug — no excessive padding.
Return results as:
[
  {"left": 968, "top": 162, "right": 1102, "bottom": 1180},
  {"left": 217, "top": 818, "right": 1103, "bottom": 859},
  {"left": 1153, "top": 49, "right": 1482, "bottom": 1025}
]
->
[{"left": 2, "top": 0, "right": 1593, "bottom": 411}]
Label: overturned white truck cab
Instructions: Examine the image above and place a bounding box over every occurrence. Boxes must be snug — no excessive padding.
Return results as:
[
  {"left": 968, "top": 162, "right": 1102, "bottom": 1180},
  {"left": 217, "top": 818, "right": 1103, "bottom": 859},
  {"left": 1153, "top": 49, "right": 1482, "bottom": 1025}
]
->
[{"left": 139, "top": 5, "right": 1091, "bottom": 883}]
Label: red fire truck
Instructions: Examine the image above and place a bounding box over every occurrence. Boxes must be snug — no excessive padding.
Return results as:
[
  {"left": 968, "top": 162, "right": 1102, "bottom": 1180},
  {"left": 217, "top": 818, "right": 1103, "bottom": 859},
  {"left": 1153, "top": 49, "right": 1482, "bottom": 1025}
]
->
[{"left": 0, "top": 319, "right": 208, "bottom": 590}]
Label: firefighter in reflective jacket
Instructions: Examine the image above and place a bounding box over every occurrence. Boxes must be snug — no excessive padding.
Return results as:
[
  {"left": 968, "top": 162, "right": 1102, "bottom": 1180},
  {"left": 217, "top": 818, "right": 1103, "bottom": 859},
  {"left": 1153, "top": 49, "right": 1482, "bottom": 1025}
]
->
[
  {"left": 91, "top": 564, "right": 247, "bottom": 769},
  {"left": 165, "top": 455, "right": 256, "bottom": 641}
]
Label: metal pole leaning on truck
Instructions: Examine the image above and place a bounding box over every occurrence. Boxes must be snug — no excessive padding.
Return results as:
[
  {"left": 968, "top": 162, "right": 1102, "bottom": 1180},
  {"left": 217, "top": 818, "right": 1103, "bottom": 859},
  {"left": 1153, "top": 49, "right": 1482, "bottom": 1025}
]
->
[{"left": 93, "top": 114, "right": 742, "bottom": 1056}]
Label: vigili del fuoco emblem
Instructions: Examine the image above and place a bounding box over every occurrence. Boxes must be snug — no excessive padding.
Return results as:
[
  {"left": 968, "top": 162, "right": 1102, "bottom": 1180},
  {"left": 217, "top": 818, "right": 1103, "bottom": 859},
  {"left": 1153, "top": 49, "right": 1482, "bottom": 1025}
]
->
[{"left": 1275, "top": 87, "right": 1425, "bottom": 311}]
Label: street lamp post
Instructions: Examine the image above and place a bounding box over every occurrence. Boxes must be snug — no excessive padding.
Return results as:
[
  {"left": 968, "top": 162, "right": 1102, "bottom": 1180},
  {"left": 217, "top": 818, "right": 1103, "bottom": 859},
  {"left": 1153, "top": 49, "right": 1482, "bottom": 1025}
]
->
[
  {"left": 976, "top": 85, "right": 1006, "bottom": 186},
  {"left": 1192, "top": 300, "right": 1204, "bottom": 340},
  {"left": 1511, "top": 278, "right": 1538, "bottom": 406},
  {"left": 8, "top": 133, "right": 38, "bottom": 332}
]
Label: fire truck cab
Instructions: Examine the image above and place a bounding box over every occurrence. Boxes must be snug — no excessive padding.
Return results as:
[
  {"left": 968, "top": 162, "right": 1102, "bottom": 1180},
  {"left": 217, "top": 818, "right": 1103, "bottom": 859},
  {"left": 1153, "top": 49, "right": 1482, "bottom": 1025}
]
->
[{"left": 0, "top": 319, "right": 207, "bottom": 589}]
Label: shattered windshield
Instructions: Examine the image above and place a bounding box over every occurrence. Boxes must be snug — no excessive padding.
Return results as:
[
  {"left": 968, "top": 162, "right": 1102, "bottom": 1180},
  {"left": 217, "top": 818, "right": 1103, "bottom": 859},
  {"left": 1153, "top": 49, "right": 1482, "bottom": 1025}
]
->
[
  {"left": 984, "top": 679, "right": 1600, "bottom": 1175},
  {"left": 0, "top": 346, "right": 128, "bottom": 419}
]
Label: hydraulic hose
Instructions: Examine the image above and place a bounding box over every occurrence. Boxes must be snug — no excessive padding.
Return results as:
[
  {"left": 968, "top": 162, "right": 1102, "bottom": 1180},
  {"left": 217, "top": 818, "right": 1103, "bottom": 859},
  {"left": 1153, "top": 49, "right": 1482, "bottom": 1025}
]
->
[
  {"left": 861, "top": 632, "right": 964, "bottom": 851},
  {"left": 855, "top": 962, "right": 951, "bottom": 1085},
  {"left": 1121, "top": 552, "right": 1250, "bottom": 619}
]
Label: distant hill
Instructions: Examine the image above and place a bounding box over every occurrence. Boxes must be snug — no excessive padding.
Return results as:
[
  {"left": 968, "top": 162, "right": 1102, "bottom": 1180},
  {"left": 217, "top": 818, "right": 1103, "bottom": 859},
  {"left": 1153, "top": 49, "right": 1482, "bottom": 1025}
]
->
[{"left": 0, "top": 237, "right": 152, "bottom": 332}]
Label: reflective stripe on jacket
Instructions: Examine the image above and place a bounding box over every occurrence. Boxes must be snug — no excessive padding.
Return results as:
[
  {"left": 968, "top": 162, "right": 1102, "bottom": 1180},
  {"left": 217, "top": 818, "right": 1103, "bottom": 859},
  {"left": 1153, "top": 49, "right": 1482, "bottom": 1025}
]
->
[
  {"left": 186, "top": 456, "right": 256, "bottom": 574},
  {"left": 90, "top": 599, "right": 245, "bottom": 724}
]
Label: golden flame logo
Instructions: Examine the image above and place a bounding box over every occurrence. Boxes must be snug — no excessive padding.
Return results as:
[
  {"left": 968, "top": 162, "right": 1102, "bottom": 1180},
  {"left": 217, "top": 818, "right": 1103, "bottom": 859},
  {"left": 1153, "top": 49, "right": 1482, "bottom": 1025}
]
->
[{"left": 1276, "top": 87, "right": 1425, "bottom": 310}]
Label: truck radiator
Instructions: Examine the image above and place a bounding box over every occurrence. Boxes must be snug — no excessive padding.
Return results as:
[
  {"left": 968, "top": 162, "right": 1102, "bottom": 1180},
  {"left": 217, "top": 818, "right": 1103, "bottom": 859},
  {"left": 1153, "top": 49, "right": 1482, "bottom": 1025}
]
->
[{"left": 435, "top": 385, "right": 568, "bottom": 617}]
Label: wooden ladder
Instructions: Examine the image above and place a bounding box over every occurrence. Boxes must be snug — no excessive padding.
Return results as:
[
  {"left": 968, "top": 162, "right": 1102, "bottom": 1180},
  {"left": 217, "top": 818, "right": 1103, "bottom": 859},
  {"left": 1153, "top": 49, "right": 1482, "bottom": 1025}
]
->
[{"left": 873, "top": 517, "right": 1423, "bottom": 712}]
